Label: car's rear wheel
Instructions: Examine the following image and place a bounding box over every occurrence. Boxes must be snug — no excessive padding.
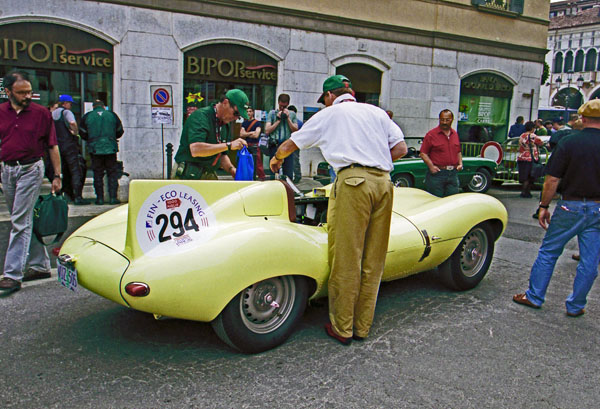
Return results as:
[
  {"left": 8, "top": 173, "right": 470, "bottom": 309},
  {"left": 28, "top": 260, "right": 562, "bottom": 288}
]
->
[
  {"left": 438, "top": 223, "right": 494, "bottom": 291},
  {"left": 392, "top": 173, "right": 414, "bottom": 188},
  {"left": 211, "top": 275, "right": 308, "bottom": 353},
  {"left": 465, "top": 168, "right": 492, "bottom": 193}
]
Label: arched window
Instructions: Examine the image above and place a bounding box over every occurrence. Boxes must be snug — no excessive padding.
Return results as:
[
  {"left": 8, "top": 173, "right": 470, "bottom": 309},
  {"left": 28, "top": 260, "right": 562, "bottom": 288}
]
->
[
  {"left": 565, "top": 51, "right": 574, "bottom": 72},
  {"left": 336, "top": 63, "right": 382, "bottom": 106},
  {"left": 574, "top": 49, "right": 585, "bottom": 72},
  {"left": 585, "top": 49, "right": 597, "bottom": 71},
  {"left": 553, "top": 52, "right": 563, "bottom": 73}
]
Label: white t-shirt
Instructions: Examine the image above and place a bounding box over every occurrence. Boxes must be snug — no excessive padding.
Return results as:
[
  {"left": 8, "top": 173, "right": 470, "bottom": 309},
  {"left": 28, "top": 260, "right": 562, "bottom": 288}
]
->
[
  {"left": 290, "top": 94, "right": 404, "bottom": 172},
  {"left": 52, "top": 107, "right": 76, "bottom": 124}
]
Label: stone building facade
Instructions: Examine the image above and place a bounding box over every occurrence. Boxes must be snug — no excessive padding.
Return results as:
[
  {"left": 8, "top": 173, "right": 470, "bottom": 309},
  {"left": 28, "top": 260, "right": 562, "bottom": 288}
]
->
[{"left": 1, "top": 0, "right": 549, "bottom": 184}]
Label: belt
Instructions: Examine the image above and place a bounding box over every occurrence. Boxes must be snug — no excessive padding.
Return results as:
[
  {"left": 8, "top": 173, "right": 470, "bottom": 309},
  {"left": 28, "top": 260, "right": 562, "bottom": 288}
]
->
[
  {"left": 3, "top": 157, "right": 41, "bottom": 166},
  {"left": 338, "top": 163, "right": 383, "bottom": 173},
  {"left": 562, "top": 195, "right": 600, "bottom": 202},
  {"left": 435, "top": 165, "right": 456, "bottom": 170}
]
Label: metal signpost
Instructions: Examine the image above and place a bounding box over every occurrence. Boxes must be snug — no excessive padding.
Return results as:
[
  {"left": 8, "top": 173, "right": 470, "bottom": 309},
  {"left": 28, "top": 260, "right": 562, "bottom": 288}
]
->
[{"left": 150, "top": 85, "right": 174, "bottom": 178}]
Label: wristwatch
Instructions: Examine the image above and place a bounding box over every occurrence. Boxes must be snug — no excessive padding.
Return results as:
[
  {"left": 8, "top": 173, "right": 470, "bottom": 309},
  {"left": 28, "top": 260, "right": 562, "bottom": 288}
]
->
[
  {"left": 539, "top": 202, "right": 550, "bottom": 209},
  {"left": 53, "top": 174, "right": 62, "bottom": 180},
  {"left": 226, "top": 141, "right": 231, "bottom": 151}
]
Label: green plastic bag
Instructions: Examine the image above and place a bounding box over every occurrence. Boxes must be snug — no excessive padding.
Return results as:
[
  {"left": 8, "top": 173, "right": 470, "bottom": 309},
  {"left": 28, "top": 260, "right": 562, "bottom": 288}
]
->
[{"left": 32, "top": 193, "right": 69, "bottom": 244}]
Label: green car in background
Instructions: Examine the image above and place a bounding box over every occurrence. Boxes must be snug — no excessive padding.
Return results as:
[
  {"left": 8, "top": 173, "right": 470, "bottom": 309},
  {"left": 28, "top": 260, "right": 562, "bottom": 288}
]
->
[
  {"left": 389, "top": 157, "right": 497, "bottom": 193},
  {"left": 315, "top": 157, "right": 497, "bottom": 193}
]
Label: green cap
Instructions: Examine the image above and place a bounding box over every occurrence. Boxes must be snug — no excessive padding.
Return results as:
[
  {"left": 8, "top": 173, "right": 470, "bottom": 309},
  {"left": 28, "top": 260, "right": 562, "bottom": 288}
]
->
[
  {"left": 317, "top": 75, "right": 352, "bottom": 104},
  {"left": 225, "top": 89, "right": 250, "bottom": 119}
]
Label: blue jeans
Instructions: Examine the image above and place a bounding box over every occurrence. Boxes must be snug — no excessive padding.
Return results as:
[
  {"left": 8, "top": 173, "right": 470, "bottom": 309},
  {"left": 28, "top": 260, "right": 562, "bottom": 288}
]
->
[
  {"left": 1, "top": 160, "right": 50, "bottom": 281},
  {"left": 526, "top": 200, "right": 600, "bottom": 314}
]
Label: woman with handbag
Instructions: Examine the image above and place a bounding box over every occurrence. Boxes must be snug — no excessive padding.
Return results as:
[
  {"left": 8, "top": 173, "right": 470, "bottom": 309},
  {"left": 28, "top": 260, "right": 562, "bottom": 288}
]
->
[{"left": 517, "top": 121, "right": 544, "bottom": 198}]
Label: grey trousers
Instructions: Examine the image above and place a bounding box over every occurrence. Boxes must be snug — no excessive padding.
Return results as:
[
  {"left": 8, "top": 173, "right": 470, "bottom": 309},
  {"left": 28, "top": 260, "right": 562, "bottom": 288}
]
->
[{"left": 2, "top": 160, "right": 50, "bottom": 281}]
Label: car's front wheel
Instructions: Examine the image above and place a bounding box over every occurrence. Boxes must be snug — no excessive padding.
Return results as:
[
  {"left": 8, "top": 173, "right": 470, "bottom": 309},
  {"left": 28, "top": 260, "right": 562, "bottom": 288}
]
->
[
  {"left": 438, "top": 223, "right": 494, "bottom": 291},
  {"left": 211, "top": 275, "right": 309, "bottom": 353},
  {"left": 465, "top": 168, "right": 492, "bottom": 193},
  {"left": 392, "top": 173, "right": 414, "bottom": 188}
]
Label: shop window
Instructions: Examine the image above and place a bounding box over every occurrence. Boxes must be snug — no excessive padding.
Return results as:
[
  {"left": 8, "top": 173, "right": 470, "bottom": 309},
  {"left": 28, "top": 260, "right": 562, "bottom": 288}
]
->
[
  {"left": 458, "top": 72, "right": 513, "bottom": 143},
  {"left": 585, "top": 49, "right": 597, "bottom": 71},
  {"left": 183, "top": 43, "right": 277, "bottom": 125},
  {"left": 553, "top": 52, "right": 564, "bottom": 74},
  {"left": 336, "top": 63, "right": 382, "bottom": 106}
]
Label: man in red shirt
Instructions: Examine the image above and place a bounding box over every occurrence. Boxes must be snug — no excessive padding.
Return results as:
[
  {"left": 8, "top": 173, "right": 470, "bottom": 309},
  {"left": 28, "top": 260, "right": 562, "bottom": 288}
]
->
[
  {"left": 0, "top": 71, "right": 62, "bottom": 293},
  {"left": 419, "top": 109, "right": 463, "bottom": 197}
]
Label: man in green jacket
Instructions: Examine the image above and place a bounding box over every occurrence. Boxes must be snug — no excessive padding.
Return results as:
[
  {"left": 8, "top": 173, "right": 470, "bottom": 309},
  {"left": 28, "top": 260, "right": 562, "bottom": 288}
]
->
[
  {"left": 79, "top": 100, "right": 124, "bottom": 205},
  {"left": 173, "top": 89, "right": 249, "bottom": 180}
]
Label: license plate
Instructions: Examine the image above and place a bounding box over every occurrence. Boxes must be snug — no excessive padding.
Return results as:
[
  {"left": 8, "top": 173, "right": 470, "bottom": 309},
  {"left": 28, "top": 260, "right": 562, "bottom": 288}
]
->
[{"left": 57, "top": 260, "right": 78, "bottom": 291}]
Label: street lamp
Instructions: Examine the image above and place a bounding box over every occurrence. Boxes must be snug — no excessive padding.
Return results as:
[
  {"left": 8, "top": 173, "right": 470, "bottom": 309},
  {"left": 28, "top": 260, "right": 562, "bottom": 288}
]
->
[{"left": 556, "top": 70, "right": 583, "bottom": 122}]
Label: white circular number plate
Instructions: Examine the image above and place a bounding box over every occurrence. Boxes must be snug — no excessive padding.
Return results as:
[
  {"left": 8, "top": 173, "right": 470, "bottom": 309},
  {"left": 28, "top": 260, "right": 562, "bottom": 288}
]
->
[{"left": 136, "top": 184, "right": 217, "bottom": 257}]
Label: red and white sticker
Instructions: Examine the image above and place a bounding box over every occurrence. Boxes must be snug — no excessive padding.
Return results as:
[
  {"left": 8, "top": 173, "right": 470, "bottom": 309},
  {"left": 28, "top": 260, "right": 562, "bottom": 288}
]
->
[{"left": 136, "top": 184, "right": 217, "bottom": 257}]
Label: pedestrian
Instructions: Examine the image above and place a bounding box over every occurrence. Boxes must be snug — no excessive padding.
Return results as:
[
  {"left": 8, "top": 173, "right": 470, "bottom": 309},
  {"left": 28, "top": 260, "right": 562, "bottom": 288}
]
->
[
  {"left": 513, "top": 99, "right": 600, "bottom": 317},
  {"left": 549, "top": 113, "right": 578, "bottom": 150},
  {"left": 53, "top": 94, "right": 88, "bottom": 204},
  {"left": 239, "top": 107, "right": 266, "bottom": 180},
  {"left": 265, "top": 94, "right": 299, "bottom": 180},
  {"left": 516, "top": 121, "right": 543, "bottom": 198},
  {"left": 79, "top": 100, "right": 124, "bottom": 205},
  {"left": 534, "top": 119, "right": 548, "bottom": 136},
  {"left": 288, "top": 105, "right": 303, "bottom": 183},
  {"left": 508, "top": 116, "right": 526, "bottom": 139},
  {"left": 420, "top": 109, "right": 463, "bottom": 197},
  {"left": 173, "top": 89, "right": 249, "bottom": 180},
  {"left": 269, "top": 74, "right": 407, "bottom": 345},
  {"left": 0, "top": 71, "right": 62, "bottom": 293}
]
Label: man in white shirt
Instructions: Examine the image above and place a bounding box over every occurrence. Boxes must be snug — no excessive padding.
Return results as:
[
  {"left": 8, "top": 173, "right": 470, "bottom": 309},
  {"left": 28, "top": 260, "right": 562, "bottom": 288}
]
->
[{"left": 270, "top": 75, "right": 407, "bottom": 345}]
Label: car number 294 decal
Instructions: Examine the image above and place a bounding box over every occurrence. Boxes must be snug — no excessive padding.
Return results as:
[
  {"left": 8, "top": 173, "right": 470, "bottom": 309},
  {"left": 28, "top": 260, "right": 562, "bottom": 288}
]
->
[{"left": 136, "top": 184, "right": 217, "bottom": 257}]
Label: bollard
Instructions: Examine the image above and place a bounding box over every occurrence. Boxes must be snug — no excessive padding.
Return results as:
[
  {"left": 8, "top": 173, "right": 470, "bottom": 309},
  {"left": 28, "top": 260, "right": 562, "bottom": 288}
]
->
[{"left": 166, "top": 143, "right": 173, "bottom": 179}]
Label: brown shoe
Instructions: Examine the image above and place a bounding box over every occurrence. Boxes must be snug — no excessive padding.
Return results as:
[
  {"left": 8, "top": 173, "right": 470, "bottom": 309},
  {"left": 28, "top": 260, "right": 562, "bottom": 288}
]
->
[
  {"left": 512, "top": 293, "right": 541, "bottom": 309},
  {"left": 23, "top": 268, "right": 51, "bottom": 282},
  {"left": 572, "top": 254, "right": 581, "bottom": 261},
  {"left": 567, "top": 309, "right": 585, "bottom": 317},
  {"left": 0, "top": 277, "right": 21, "bottom": 293},
  {"left": 324, "top": 323, "right": 352, "bottom": 346}
]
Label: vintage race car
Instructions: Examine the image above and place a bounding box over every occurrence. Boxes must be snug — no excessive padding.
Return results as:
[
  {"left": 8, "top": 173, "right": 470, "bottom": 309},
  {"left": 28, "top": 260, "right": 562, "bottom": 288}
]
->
[
  {"left": 57, "top": 180, "right": 507, "bottom": 353},
  {"left": 390, "top": 157, "right": 498, "bottom": 193}
]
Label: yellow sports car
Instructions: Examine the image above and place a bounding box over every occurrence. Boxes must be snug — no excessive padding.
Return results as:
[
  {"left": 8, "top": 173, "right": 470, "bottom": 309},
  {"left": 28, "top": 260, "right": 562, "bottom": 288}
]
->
[{"left": 57, "top": 180, "right": 507, "bottom": 353}]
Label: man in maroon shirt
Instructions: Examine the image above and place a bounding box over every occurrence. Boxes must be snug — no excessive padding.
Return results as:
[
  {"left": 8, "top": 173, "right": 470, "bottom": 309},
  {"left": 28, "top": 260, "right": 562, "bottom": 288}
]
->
[
  {"left": 0, "top": 71, "right": 62, "bottom": 293},
  {"left": 419, "top": 109, "right": 463, "bottom": 197}
]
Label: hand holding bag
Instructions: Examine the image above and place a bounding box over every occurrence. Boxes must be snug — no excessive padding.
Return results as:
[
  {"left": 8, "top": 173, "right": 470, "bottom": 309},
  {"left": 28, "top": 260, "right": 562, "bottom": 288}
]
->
[
  {"left": 235, "top": 146, "right": 254, "bottom": 181},
  {"left": 33, "top": 193, "right": 69, "bottom": 244}
]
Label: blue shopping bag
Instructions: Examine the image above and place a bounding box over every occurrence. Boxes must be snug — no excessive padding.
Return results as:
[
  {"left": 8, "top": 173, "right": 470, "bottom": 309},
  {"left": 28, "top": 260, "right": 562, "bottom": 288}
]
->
[{"left": 235, "top": 146, "right": 254, "bottom": 181}]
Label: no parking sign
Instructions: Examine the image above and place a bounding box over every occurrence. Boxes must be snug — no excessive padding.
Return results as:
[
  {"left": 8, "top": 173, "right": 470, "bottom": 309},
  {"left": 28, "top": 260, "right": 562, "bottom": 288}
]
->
[{"left": 150, "top": 85, "right": 173, "bottom": 125}]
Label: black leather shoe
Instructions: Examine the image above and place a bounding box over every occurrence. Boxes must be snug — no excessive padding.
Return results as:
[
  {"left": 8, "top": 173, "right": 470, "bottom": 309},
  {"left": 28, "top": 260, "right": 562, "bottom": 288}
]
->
[
  {"left": 0, "top": 277, "right": 21, "bottom": 293},
  {"left": 109, "top": 198, "right": 121, "bottom": 205},
  {"left": 95, "top": 198, "right": 104, "bottom": 205},
  {"left": 23, "top": 268, "right": 51, "bottom": 282},
  {"left": 352, "top": 334, "right": 365, "bottom": 341},
  {"left": 73, "top": 197, "right": 91, "bottom": 205}
]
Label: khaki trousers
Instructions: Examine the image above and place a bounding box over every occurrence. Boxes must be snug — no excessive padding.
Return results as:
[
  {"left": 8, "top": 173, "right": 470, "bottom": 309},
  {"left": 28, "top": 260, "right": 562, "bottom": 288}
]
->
[{"left": 327, "top": 166, "right": 393, "bottom": 338}]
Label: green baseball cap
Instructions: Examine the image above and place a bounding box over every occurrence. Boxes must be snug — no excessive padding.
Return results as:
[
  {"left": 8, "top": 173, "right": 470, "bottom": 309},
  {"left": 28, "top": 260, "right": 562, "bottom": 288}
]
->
[
  {"left": 225, "top": 89, "right": 250, "bottom": 119},
  {"left": 317, "top": 74, "right": 352, "bottom": 104}
]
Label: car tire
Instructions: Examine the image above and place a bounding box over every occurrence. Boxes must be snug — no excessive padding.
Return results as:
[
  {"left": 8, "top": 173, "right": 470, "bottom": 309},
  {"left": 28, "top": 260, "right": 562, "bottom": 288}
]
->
[
  {"left": 438, "top": 223, "right": 494, "bottom": 291},
  {"left": 211, "top": 275, "right": 309, "bottom": 353},
  {"left": 465, "top": 168, "right": 492, "bottom": 193},
  {"left": 392, "top": 173, "right": 414, "bottom": 188}
]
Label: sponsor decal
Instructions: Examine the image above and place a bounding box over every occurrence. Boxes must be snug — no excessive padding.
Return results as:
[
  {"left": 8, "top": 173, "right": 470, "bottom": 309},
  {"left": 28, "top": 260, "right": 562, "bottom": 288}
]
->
[{"left": 136, "top": 184, "right": 217, "bottom": 257}]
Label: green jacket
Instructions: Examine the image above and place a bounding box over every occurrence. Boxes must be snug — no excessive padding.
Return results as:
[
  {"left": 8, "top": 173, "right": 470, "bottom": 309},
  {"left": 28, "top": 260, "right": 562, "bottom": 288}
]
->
[
  {"left": 79, "top": 107, "right": 124, "bottom": 155},
  {"left": 174, "top": 104, "right": 232, "bottom": 170}
]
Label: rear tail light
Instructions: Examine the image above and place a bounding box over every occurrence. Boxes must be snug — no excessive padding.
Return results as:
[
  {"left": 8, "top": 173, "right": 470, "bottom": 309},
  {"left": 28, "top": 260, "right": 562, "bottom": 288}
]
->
[{"left": 125, "top": 282, "right": 150, "bottom": 297}]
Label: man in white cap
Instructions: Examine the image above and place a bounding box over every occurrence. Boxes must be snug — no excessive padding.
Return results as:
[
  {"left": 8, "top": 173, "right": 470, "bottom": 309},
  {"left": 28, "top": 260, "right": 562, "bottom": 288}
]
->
[
  {"left": 513, "top": 99, "right": 600, "bottom": 318},
  {"left": 270, "top": 74, "right": 407, "bottom": 345}
]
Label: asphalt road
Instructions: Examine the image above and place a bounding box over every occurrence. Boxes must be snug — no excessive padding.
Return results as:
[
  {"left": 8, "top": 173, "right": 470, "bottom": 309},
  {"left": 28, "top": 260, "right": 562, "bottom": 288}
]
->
[{"left": 0, "top": 186, "right": 597, "bottom": 408}]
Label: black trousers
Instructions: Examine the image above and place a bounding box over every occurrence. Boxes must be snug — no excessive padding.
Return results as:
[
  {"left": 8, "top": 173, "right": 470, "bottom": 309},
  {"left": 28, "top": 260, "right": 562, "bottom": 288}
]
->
[
  {"left": 58, "top": 142, "right": 84, "bottom": 200},
  {"left": 91, "top": 154, "right": 119, "bottom": 199}
]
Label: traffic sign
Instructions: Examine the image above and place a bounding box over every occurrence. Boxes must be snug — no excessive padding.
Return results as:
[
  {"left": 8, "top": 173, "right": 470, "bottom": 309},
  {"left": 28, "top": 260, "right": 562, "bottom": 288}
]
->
[{"left": 150, "top": 85, "right": 173, "bottom": 108}]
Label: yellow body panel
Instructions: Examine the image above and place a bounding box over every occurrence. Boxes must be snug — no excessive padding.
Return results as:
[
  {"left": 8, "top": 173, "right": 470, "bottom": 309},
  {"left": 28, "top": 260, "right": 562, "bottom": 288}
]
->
[{"left": 60, "top": 181, "right": 507, "bottom": 323}]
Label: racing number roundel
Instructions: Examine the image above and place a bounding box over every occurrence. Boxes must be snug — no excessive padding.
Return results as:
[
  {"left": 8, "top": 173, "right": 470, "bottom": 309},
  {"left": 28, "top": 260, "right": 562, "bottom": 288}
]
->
[{"left": 136, "top": 184, "right": 217, "bottom": 257}]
